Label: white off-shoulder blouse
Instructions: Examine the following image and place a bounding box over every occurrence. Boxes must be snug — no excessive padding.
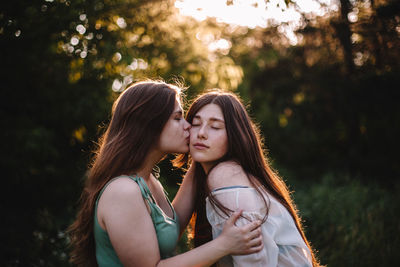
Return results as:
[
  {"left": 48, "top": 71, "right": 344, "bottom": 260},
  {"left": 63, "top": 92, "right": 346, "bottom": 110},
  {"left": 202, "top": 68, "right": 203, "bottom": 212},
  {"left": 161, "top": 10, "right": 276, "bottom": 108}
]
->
[{"left": 206, "top": 186, "right": 312, "bottom": 267}]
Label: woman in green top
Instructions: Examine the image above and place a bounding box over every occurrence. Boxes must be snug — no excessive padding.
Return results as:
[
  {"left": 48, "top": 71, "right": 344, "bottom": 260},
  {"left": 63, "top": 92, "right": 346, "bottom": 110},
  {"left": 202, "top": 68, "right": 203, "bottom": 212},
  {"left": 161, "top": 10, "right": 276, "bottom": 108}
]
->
[{"left": 68, "top": 80, "right": 263, "bottom": 267}]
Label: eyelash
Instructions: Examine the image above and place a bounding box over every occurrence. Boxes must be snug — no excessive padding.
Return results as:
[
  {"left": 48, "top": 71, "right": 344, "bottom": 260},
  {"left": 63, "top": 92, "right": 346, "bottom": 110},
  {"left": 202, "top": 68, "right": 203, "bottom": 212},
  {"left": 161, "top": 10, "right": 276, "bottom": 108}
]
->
[{"left": 191, "top": 124, "right": 220, "bottom": 129}]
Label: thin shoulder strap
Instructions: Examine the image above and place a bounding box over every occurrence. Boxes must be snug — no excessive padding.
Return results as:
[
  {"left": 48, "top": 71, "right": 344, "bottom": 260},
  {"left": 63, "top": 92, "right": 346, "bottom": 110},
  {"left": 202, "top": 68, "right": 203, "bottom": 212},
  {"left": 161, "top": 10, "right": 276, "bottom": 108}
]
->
[{"left": 128, "top": 175, "right": 156, "bottom": 204}]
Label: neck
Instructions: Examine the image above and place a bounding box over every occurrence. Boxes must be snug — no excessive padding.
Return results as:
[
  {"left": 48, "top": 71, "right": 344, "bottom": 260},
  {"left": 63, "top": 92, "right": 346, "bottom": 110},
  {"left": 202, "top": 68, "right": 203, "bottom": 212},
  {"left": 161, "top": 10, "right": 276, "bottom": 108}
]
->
[
  {"left": 136, "top": 148, "right": 165, "bottom": 181},
  {"left": 200, "top": 162, "right": 213, "bottom": 175}
]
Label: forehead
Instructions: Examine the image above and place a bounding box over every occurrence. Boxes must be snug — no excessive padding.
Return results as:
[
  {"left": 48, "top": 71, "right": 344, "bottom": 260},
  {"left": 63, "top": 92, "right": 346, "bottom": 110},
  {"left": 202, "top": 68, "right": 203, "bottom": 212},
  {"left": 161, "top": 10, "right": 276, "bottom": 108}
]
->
[
  {"left": 194, "top": 104, "right": 224, "bottom": 120},
  {"left": 174, "top": 99, "right": 183, "bottom": 111}
]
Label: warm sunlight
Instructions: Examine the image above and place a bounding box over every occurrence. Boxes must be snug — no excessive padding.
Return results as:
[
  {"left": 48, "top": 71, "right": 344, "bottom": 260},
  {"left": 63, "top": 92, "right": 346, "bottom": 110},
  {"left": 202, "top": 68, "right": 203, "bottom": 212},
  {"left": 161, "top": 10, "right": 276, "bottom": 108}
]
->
[{"left": 175, "top": 0, "right": 338, "bottom": 44}]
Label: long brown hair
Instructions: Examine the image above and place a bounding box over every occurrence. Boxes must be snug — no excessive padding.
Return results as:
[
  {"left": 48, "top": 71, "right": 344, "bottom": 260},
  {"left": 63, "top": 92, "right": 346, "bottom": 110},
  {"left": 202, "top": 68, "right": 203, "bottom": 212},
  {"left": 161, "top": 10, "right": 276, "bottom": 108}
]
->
[
  {"left": 175, "top": 90, "right": 320, "bottom": 266},
  {"left": 68, "top": 80, "right": 182, "bottom": 267}
]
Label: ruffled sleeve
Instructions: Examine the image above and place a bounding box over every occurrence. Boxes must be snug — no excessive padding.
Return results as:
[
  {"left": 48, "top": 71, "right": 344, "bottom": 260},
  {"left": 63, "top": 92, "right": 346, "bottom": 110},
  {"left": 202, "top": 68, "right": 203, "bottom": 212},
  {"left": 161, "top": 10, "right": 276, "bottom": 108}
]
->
[{"left": 206, "top": 187, "right": 312, "bottom": 267}]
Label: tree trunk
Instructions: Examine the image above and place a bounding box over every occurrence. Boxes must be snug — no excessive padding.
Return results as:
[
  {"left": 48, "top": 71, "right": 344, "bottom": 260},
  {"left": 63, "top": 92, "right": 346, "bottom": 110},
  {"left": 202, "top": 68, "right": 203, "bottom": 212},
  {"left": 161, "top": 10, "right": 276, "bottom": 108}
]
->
[{"left": 333, "top": 0, "right": 355, "bottom": 74}]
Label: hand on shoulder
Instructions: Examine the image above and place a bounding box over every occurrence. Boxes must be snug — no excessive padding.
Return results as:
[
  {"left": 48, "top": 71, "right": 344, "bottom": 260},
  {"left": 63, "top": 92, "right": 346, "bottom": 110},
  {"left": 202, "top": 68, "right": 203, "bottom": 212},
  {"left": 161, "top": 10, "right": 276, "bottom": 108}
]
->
[{"left": 207, "top": 161, "right": 252, "bottom": 191}]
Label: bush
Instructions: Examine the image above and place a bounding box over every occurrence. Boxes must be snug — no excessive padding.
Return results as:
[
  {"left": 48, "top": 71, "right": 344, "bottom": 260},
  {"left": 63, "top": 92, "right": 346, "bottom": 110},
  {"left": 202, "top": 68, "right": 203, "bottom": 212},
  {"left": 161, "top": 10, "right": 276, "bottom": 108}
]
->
[{"left": 293, "top": 174, "right": 400, "bottom": 266}]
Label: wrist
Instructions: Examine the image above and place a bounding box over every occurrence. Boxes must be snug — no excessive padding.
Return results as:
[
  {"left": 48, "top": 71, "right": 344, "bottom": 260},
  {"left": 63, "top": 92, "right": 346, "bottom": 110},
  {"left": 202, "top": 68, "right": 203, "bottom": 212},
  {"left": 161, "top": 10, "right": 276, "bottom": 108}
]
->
[{"left": 214, "top": 234, "right": 230, "bottom": 256}]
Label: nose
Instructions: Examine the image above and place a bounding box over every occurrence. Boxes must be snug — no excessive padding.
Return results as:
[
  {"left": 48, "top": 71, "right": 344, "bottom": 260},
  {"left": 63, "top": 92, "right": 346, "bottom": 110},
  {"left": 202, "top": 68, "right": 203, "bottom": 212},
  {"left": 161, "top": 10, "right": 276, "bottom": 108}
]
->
[
  {"left": 183, "top": 119, "right": 191, "bottom": 130},
  {"left": 197, "top": 125, "right": 207, "bottom": 139}
]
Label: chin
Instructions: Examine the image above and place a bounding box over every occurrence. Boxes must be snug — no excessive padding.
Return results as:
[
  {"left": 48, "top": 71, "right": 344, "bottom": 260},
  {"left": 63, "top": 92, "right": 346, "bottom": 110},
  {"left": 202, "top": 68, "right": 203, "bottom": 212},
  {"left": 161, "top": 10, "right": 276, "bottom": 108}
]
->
[{"left": 190, "top": 154, "right": 208, "bottom": 163}]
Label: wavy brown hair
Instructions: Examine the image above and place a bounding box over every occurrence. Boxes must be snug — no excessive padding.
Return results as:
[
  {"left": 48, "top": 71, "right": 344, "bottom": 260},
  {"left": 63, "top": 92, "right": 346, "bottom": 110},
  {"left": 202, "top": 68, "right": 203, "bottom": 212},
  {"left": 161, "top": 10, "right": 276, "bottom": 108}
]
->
[
  {"left": 68, "top": 80, "right": 182, "bottom": 267},
  {"left": 175, "top": 90, "right": 320, "bottom": 266}
]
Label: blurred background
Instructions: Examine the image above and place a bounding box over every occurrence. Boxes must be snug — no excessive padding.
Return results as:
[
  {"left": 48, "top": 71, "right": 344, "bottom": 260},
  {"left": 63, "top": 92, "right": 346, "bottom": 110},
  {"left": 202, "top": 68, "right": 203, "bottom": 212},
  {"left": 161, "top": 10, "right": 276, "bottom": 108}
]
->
[{"left": 1, "top": 0, "right": 399, "bottom": 266}]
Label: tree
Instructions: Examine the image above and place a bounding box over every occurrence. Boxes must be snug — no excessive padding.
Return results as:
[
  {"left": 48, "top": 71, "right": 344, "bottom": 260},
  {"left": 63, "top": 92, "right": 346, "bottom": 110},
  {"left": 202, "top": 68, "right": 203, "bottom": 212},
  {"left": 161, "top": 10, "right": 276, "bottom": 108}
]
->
[
  {"left": 0, "top": 0, "right": 243, "bottom": 265},
  {"left": 224, "top": 0, "right": 400, "bottom": 182}
]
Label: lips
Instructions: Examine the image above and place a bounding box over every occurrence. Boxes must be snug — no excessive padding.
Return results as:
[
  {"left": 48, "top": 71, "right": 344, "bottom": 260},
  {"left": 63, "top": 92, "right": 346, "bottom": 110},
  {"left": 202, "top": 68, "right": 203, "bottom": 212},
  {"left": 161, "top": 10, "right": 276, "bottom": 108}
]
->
[
  {"left": 193, "top": 142, "right": 209, "bottom": 150},
  {"left": 184, "top": 132, "right": 190, "bottom": 139}
]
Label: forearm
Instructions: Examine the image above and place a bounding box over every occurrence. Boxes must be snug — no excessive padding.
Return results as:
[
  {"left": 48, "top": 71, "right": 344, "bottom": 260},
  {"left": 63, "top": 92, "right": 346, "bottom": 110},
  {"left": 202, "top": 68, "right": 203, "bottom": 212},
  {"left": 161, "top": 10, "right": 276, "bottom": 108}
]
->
[
  {"left": 157, "top": 236, "right": 227, "bottom": 267},
  {"left": 155, "top": 209, "right": 263, "bottom": 267},
  {"left": 172, "top": 165, "right": 196, "bottom": 232}
]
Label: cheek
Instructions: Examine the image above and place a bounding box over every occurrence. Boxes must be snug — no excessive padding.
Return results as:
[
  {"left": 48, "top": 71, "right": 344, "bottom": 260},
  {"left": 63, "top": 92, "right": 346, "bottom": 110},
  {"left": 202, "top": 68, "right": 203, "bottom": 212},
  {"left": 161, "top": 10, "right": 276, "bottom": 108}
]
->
[
  {"left": 220, "top": 138, "right": 228, "bottom": 154},
  {"left": 221, "top": 136, "right": 228, "bottom": 151},
  {"left": 160, "top": 122, "right": 177, "bottom": 143},
  {"left": 213, "top": 132, "right": 228, "bottom": 154},
  {"left": 189, "top": 135, "right": 196, "bottom": 146},
  {"left": 169, "top": 121, "right": 181, "bottom": 136},
  {"left": 189, "top": 129, "right": 196, "bottom": 141}
]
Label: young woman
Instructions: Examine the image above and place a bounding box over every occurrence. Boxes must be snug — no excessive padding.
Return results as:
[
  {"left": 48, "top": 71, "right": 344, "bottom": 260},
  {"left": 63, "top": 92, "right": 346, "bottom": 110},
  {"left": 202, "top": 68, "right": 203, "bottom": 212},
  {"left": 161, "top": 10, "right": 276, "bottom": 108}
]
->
[
  {"left": 68, "top": 81, "right": 263, "bottom": 267},
  {"left": 175, "top": 90, "right": 320, "bottom": 267}
]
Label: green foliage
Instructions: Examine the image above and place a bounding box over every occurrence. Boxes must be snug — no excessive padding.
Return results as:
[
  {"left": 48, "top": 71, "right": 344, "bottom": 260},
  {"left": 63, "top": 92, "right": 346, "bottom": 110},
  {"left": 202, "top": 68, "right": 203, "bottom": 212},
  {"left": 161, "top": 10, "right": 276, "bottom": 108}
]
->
[
  {"left": 0, "top": 0, "right": 399, "bottom": 266},
  {"left": 246, "top": 57, "right": 399, "bottom": 181},
  {"left": 229, "top": 0, "right": 400, "bottom": 182},
  {"left": 294, "top": 175, "right": 400, "bottom": 266}
]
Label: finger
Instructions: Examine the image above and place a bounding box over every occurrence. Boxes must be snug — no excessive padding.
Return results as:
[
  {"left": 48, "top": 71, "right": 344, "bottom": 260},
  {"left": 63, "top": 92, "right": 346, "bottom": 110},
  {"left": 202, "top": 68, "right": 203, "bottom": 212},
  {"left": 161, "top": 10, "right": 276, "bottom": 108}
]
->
[
  {"left": 247, "top": 242, "right": 264, "bottom": 253},
  {"left": 234, "top": 241, "right": 264, "bottom": 256},
  {"left": 247, "top": 235, "right": 263, "bottom": 248},
  {"left": 248, "top": 227, "right": 262, "bottom": 240},
  {"left": 243, "top": 220, "right": 262, "bottom": 232},
  {"left": 225, "top": 210, "right": 243, "bottom": 227}
]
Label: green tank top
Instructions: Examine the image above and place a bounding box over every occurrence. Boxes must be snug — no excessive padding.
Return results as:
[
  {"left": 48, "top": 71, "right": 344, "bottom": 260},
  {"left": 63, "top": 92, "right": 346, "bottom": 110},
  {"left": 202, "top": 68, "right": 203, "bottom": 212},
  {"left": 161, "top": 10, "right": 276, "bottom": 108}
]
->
[{"left": 94, "top": 175, "right": 180, "bottom": 266}]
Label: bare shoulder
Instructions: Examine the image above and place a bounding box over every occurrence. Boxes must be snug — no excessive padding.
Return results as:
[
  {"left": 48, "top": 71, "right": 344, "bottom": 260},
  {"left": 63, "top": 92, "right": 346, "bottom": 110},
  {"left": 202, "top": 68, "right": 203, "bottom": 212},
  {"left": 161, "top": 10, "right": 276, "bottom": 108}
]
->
[
  {"left": 99, "top": 176, "right": 144, "bottom": 208},
  {"left": 207, "top": 161, "right": 252, "bottom": 190},
  {"left": 97, "top": 176, "right": 147, "bottom": 229},
  {"left": 104, "top": 176, "right": 141, "bottom": 195}
]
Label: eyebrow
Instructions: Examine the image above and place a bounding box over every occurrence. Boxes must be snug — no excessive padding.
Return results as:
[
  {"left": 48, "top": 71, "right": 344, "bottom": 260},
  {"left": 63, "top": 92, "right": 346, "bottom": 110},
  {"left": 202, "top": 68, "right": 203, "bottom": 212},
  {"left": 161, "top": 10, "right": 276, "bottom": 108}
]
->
[
  {"left": 173, "top": 110, "right": 183, "bottom": 115},
  {"left": 193, "top": 115, "right": 225, "bottom": 123}
]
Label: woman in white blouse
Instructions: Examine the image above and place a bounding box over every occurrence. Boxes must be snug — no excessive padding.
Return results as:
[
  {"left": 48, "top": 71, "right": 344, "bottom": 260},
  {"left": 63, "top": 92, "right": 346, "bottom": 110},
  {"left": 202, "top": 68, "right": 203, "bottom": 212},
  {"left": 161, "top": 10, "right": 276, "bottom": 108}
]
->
[{"left": 175, "top": 90, "right": 320, "bottom": 267}]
